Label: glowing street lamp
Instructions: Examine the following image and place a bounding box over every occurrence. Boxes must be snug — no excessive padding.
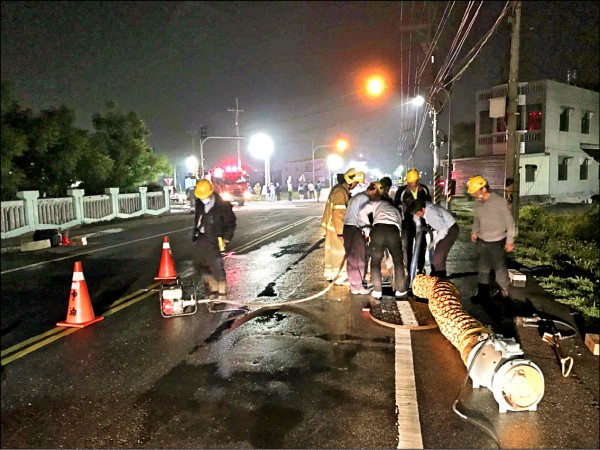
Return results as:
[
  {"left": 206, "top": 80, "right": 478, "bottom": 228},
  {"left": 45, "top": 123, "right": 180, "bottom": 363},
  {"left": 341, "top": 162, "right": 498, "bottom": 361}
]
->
[
  {"left": 311, "top": 138, "right": 349, "bottom": 184},
  {"left": 248, "top": 133, "right": 274, "bottom": 186},
  {"left": 327, "top": 154, "right": 344, "bottom": 188},
  {"left": 366, "top": 75, "right": 387, "bottom": 97}
]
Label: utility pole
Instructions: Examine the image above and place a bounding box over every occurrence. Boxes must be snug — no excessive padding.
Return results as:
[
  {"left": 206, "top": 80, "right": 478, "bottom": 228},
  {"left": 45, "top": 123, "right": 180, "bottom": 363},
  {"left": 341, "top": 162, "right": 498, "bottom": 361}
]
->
[
  {"left": 228, "top": 98, "right": 244, "bottom": 169},
  {"left": 187, "top": 129, "right": 199, "bottom": 177},
  {"left": 505, "top": 1, "right": 522, "bottom": 233}
]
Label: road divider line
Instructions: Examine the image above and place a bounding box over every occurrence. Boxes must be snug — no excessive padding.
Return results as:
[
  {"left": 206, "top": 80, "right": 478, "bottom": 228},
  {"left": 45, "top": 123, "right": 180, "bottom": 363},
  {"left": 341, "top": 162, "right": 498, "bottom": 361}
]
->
[
  {"left": 1, "top": 328, "right": 79, "bottom": 366},
  {"left": 395, "top": 328, "right": 423, "bottom": 449},
  {"left": 1, "top": 226, "right": 193, "bottom": 275},
  {"left": 1, "top": 288, "right": 157, "bottom": 366}
]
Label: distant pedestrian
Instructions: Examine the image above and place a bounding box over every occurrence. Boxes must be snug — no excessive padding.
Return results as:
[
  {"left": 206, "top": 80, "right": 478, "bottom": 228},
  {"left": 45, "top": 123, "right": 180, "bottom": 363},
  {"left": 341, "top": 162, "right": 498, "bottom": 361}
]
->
[
  {"left": 275, "top": 182, "right": 281, "bottom": 201},
  {"left": 406, "top": 199, "right": 459, "bottom": 279},
  {"left": 315, "top": 180, "right": 322, "bottom": 202},
  {"left": 298, "top": 182, "right": 305, "bottom": 200},
  {"left": 287, "top": 178, "right": 293, "bottom": 201},
  {"left": 467, "top": 175, "right": 515, "bottom": 303},
  {"left": 268, "top": 183, "right": 276, "bottom": 202},
  {"left": 307, "top": 182, "right": 315, "bottom": 200},
  {"left": 261, "top": 183, "right": 268, "bottom": 201}
]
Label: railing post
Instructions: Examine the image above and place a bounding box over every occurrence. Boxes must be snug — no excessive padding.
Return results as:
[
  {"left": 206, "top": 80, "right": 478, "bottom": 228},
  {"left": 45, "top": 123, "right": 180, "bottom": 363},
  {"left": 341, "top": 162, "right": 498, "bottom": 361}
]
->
[
  {"left": 138, "top": 186, "right": 148, "bottom": 213},
  {"left": 66, "top": 189, "right": 85, "bottom": 225},
  {"left": 16, "top": 190, "right": 40, "bottom": 232},
  {"left": 163, "top": 186, "right": 170, "bottom": 210},
  {"left": 105, "top": 187, "right": 119, "bottom": 217}
]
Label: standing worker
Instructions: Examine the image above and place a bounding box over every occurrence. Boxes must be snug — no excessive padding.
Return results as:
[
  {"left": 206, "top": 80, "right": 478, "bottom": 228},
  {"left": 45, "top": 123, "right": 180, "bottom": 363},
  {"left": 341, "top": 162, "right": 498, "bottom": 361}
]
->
[
  {"left": 321, "top": 168, "right": 365, "bottom": 284},
  {"left": 467, "top": 175, "right": 515, "bottom": 302},
  {"left": 359, "top": 182, "right": 407, "bottom": 299},
  {"left": 342, "top": 180, "right": 372, "bottom": 295},
  {"left": 192, "top": 179, "right": 237, "bottom": 296},
  {"left": 394, "top": 169, "right": 432, "bottom": 277},
  {"left": 406, "top": 199, "right": 459, "bottom": 279}
]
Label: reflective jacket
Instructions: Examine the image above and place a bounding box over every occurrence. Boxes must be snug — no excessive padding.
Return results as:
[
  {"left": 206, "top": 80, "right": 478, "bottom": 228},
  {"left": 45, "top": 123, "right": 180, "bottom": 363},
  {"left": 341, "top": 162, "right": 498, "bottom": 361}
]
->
[{"left": 321, "top": 182, "right": 350, "bottom": 235}]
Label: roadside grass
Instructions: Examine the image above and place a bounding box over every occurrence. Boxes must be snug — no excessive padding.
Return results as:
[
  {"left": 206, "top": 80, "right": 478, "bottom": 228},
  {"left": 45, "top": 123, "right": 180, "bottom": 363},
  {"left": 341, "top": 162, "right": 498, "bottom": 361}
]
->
[{"left": 452, "top": 199, "right": 599, "bottom": 334}]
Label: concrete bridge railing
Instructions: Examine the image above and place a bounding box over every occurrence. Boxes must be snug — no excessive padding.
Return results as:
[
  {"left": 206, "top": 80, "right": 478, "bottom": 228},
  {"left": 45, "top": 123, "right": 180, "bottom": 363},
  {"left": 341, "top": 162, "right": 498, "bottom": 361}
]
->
[{"left": 1, "top": 187, "right": 170, "bottom": 239}]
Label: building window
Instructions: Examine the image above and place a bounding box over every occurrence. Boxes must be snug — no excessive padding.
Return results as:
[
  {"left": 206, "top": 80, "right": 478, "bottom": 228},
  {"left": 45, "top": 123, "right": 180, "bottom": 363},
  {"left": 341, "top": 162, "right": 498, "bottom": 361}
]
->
[
  {"left": 581, "top": 112, "right": 591, "bottom": 134},
  {"left": 527, "top": 104, "right": 543, "bottom": 130},
  {"left": 479, "top": 110, "right": 493, "bottom": 134},
  {"left": 525, "top": 164, "right": 537, "bottom": 182},
  {"left": 580, "top": 159, "right": 589, "bottom": 180},
  {"left": 496, "top": 116, "right": 507, "bottom": 133},
  {"left": 558, "top": 157, "right": 570, "bottom": 181},
  {"left": 559, "top": 108, "right": 570, "bottom": 132}
]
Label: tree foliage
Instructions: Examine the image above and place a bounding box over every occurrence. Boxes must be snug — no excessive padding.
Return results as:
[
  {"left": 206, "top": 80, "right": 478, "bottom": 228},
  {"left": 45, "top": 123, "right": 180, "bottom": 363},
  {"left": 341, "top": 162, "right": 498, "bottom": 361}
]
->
[
  {"left": 451, "top": 122, "right": 476, "bottom": 158},
  {"left": 0, "top": 83, "right": 172, "bottom": 199}
]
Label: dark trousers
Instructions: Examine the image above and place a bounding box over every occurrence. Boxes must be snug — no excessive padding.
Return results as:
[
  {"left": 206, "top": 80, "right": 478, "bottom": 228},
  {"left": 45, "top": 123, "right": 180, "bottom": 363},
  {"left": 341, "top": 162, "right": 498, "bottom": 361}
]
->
[
  {"left": 370, "top": 224, "right": 406, "bottom": 293},
  {"left": 432, "top": 223, "right": 459, "bottom": 272},
  {"left": 476, "top": 238, "right": 510, "bottom": 292},
  {"left": 343, "top": 225, "right": 367, "bottom": 290},
  {"left": 193, "top": 235, "right": 226, "bottom": 281},
  {"left": 403, "top": 218, "right": 427, "bottom": 273},
  {"left": 288, "top": 191, "right": 292, "bottom": 201}
]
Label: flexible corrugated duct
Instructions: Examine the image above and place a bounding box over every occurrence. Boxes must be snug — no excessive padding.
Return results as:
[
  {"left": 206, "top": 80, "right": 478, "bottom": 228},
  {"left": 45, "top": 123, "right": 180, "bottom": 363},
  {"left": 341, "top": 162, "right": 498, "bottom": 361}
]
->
[{"left": 412, "top": 274, "right": 544, "bottom": 413}]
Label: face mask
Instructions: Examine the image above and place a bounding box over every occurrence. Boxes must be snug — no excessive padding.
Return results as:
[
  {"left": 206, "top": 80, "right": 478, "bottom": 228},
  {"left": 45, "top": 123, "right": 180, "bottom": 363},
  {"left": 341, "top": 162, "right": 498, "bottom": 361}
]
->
[{"left": 201, "top": 197, "right": 212, "bottom": 204}]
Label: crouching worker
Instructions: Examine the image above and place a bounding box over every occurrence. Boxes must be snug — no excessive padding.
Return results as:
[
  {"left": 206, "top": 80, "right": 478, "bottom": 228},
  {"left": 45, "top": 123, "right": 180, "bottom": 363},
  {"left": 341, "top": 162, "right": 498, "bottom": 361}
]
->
[
  {"left": 406, "top": 199, "right": 459, "bottom": 279},
  {"left": 193, "top": 179, "right": 237, "bottom": 295}
]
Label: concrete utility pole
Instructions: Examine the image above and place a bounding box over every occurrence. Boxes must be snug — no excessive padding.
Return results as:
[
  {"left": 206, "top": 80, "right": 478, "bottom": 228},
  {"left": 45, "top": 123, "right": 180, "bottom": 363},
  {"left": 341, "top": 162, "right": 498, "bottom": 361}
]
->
[
  {"left": 505, "top": 1, "right": 522, "bottom": 233},
  {"left": 228, "top": 98, "right": 244, "bottom": 169}
]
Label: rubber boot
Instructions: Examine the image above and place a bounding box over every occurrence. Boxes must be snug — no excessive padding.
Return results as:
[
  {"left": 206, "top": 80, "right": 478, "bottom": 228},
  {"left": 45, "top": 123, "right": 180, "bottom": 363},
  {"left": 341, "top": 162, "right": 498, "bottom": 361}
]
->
[{"left": 471, "top": 283, "right": 490, "bottom": 304}]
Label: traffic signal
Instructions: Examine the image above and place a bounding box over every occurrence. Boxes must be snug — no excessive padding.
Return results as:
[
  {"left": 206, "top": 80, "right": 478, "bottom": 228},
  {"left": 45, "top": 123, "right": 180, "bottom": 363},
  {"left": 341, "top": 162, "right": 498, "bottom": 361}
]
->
[{"left": 200, "top": 126, "right": 208, "bottom": 140}]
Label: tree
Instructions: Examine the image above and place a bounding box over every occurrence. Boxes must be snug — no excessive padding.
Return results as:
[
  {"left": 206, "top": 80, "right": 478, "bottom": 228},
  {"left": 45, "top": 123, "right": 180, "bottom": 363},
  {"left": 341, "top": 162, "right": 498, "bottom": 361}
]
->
[
  {"left": 1, "top": 81, "right": 30, "bottom": 200},
  {"left": 451, "top": 122, "right": 476, "bottom": 159},
  {"left": 91, "top": 102, "right": 171, "bottom": 191}
]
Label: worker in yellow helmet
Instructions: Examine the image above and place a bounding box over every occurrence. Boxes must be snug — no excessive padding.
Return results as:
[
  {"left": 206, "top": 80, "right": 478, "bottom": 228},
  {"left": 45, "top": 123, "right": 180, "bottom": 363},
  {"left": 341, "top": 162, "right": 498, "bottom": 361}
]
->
[
  {"left": 467, "top": 175, "right": 515, "bottom": 303},
  {"left": 393, "top": 169, "right": 432, "bottom": 281},
  {"left": 321, "top": 168, "right": 365, "bottom": 284},
  {"left": 192, "top": 179, "right": 237, "bottom": 296}
]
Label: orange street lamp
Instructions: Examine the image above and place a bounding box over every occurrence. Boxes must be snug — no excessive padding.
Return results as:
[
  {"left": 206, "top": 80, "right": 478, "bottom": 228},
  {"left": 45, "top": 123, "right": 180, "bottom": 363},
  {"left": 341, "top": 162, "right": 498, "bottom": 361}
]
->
[
  {"left": 336, "top": 139, "right": 349, "bottom": 152},
  {"left": 366, "top": 75, "right": 386, "bottom": 97}
]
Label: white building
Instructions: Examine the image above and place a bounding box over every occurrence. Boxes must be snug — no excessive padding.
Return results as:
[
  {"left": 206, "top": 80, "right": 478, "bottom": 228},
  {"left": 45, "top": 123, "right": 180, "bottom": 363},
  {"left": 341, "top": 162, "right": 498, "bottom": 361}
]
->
[{"left": 451, "top": 79, "right": 599, "bottom": 203}]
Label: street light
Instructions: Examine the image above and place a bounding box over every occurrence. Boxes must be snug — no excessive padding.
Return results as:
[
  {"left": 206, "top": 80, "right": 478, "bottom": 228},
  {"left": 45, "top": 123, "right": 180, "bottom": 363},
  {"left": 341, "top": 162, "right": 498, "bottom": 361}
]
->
[
  {"left": 186, "top": 155, "right": 198, "bottom": 177},
  {"left": 411, "top": 87, "right": 452, "bottom": 208},
  {"left": 248, "top": 133, "right": 274, "bottom": 187},
  {"left": 327, "top": 154, "right": 344, "bottom": 188},
  {"left": 311, "top": 139, "right": 348, "bottom": 184}
]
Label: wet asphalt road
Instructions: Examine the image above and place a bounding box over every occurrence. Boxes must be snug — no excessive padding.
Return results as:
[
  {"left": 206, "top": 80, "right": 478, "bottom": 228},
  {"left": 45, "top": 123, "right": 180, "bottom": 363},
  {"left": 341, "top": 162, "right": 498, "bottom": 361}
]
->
[{"left": 1, "top": 200, "right": 598, "bottom": 448}]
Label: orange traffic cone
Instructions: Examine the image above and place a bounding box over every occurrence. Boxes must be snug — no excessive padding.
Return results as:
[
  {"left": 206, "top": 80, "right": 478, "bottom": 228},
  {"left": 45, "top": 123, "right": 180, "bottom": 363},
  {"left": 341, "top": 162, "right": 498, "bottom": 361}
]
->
[
  {"left": 155, "top": 236, "right": 177, "bottom": 281},
  {"left": 57, "top": 261, "right": 104, "bottom": 328}
]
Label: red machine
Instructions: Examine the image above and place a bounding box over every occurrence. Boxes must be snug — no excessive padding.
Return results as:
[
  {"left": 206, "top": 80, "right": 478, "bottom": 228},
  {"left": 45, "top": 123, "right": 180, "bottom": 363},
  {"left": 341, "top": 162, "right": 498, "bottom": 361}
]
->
[{"left": 206, "top": 164, "right": 251, "bottom": 206}]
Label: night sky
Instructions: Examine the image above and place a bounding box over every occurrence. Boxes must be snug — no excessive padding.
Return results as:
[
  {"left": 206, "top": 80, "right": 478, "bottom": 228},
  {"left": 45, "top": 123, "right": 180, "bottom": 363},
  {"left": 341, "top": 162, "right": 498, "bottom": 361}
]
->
[{"left": 2, "top": 1, "right": 598, "bottom": 178}]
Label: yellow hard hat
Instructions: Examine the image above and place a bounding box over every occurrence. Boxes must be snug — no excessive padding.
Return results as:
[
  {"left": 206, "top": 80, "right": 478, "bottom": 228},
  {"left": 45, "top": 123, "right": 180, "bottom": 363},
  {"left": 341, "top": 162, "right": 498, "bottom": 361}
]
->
[
  {"left": 344, "top": 168, "right": 365, "bottom": 184},
  {"left": 405, "top": 169, "right": 420, "bottom": 183},
  {"left": 467, "top": 175, "right": 488, "bottom": 194},
  {"left": 194, "top": 179, "right": 213, "bottom": 199}
]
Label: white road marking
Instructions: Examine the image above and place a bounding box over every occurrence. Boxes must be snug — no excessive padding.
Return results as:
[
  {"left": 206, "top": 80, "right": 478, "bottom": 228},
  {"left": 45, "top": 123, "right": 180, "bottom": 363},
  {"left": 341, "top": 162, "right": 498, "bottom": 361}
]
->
[
  {"left": 1, "top": 217, "right": 320, "bottom": 275},
  {"left": 396, "top": 301, "right": 418, "bottom": 326},
  {"left": 395, "top": 328, "right": 423, "bottom": 449}
]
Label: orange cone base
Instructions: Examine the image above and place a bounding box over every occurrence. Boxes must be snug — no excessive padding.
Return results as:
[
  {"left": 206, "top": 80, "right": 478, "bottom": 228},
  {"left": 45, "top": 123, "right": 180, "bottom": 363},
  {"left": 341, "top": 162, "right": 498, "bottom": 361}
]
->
[
  {"left": 57, "top": 315, "right": 104, "bottom": 328},
  {"left": 155, "top": 275, "right": 177, "bottom": 282}
]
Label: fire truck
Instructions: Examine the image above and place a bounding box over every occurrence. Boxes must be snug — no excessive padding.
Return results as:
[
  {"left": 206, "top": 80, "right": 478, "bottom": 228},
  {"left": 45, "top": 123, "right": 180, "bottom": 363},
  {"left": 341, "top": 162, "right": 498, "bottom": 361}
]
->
[{"left": 206, "top": 164, "right": 251, "bottom": 206}]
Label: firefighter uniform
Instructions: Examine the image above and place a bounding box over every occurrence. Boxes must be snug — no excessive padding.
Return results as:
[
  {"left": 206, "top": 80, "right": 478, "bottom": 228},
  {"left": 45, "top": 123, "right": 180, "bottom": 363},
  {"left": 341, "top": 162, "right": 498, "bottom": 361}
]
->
[{"left": 320, "top": 169, "right": 364, "bottom": 282}]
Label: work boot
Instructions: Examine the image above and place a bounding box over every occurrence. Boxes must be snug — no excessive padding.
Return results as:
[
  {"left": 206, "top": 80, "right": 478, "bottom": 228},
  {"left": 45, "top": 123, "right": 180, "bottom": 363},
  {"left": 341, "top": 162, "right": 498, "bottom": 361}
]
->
[
  {"left": 217, "top": 280, "right": 227, "bottom": 295},
  {"left": 470, "top": 283, "right": 490, "bottom": 304},
  {"left": 431, "top": 269, "right": 447, "bottom": 279},
  {"left": 203, "top": 274, "right": 219, "bottom": 293}
]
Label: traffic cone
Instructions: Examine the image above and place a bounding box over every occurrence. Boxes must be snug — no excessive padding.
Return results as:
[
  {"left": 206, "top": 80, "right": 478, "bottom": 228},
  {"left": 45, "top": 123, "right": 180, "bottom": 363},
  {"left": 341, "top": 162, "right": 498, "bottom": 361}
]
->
[
  {"left": 57, "top": 261, "right": 104, "bottom": 328},
  {"left": 155, "top": 236, "right": 177, "bottom": 281}
]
